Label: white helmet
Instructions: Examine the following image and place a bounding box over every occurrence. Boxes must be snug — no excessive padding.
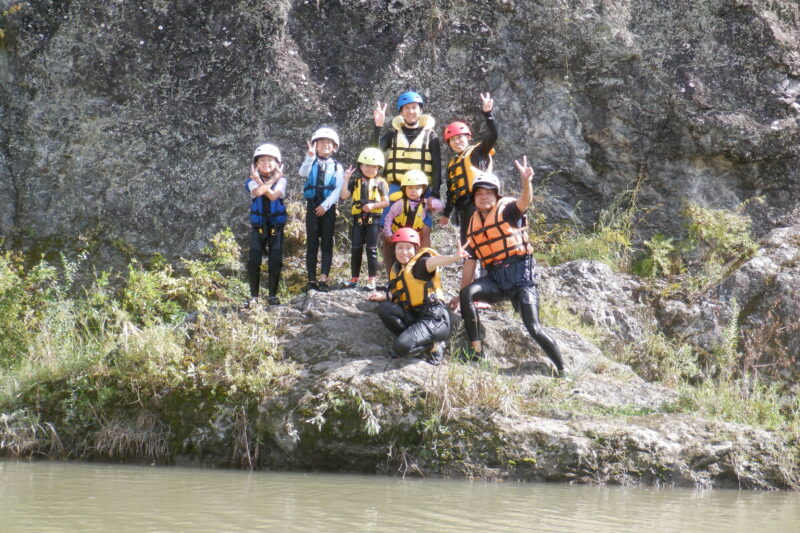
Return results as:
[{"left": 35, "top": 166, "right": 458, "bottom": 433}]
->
[
  {"left": 471, "top": 172, "right": 502, "bottom": 197},
  {"left": 253, "top": 143, "right": 282, "bottom": 164},
  {"left": 311, "top": 127, "right": 340, "bottom": 148}
]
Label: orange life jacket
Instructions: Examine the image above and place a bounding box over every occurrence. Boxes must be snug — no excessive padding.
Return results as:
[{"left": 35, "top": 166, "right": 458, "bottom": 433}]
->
[
  {"left": 446, "top": 144, "right": 494, "bottom": 204},
  {"left": 466, "top": 197, "right": 531, "bottom": 267}
]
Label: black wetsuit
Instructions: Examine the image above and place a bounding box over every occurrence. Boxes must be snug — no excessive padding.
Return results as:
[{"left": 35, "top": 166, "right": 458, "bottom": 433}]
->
[
  {"left": 443, "top": 110, "right": 497, "bottom": 246},
  {"left": 377, "top": 255, "right": 450, "bottom": 358},
  {"left": 459, "top": 202, "right": 564, "bottom": 373}
]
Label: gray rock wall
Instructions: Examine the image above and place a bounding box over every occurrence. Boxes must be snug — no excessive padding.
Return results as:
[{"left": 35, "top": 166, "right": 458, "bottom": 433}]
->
[{"left": 1, "top": 0, "right": 798, "bottom": 258}]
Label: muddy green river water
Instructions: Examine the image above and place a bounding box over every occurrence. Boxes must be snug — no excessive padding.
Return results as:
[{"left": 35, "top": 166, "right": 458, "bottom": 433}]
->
[{"left": 1, "top": 461, "right": 798, "bottom": 532}]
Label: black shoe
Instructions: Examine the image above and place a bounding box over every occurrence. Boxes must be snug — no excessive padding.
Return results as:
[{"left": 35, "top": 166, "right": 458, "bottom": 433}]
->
[
  {"left": 243, "top": 297, "right": 259, "bottom": 309},
  {"left": 426, "top": 342, "right": 446, "bottom": 366},
  {"left": 268, "top": 296, "right": 280, "bottom": 306},
  {"left": 304, "top": 281, "right": 319, "bottom": 292},
  {"left": 317, "top": 281, "right": 330, "bottom": 292},
  {"left": 455, "top": 347, "right": 483, "bottom": 363}
]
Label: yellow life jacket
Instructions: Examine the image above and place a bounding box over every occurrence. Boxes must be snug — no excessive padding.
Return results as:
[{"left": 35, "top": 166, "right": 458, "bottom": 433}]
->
[
  {"left": 467, "top": 197, "right": 532, "bottom": 267},
  {"left": 388, "top": 248, "right": 444, "bottom": 310},
  {"left": 384, "top": 114, "right": 436, "bottom": 193},
  {"left": 390, "top": 198, "right": 426, "bottom": 233},
  {"left": 447, "top": 144, "right": 495, "bottom": 204},
  {"left": 351, "top": 177, "right": 385, "bottom": 224}
]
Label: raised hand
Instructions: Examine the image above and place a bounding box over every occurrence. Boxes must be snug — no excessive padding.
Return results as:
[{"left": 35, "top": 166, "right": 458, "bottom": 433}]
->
[
  {"left": 344, "top": 165, "right": 356, "bottom": 181},
  {"left": 373, "top": 101, "right": 387, "bottom": 127},
  {"left": 514, "top": 155, "right": 534, "bottom": 183},
  {"left": 306, "top": 140, "right": 315, "bottom": 157},
  {"left": 480, "top": 92, "right": 494, "bottom": 113},
  {"left": 457, "top": 239, "right": 471, "bottom": 260},
  {"left": 249, "top": 164, "right": 258, "bottom": 180}
]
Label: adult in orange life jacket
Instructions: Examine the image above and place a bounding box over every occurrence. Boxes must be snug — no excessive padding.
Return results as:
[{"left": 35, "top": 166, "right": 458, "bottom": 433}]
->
[
  {"left": 458, "top": 159, "right": 565, "bottom": 376},
  {"left": 368, "top": 228, "right": 467, "bottom": 365},
  {"left": 439, "top": 92, "right": 498, "bottom": 247}
]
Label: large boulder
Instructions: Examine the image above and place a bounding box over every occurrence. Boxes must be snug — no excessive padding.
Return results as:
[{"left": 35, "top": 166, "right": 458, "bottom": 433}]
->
[
  {"left": 658, "top": 225, "right": 800, "bottom": 382},
  {"left": 538, "top": 259, "right": 655, "bottom": 346}
]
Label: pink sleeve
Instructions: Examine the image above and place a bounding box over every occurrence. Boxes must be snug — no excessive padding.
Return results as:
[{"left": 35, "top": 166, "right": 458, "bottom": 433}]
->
[
  {"left": 384, "top": 200, "right": 403, "bottom": 237},
  {"left": 428, "top": 197, "right": 444, "bottom": 214}
]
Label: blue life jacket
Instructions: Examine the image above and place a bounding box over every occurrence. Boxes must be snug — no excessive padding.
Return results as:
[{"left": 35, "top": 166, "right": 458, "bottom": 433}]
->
[
  {"left": 303, "top": 159, "right": 339, "bottom": 201},
  {"left": 246, "top": 178, "right": 287, "bottom": 227}
]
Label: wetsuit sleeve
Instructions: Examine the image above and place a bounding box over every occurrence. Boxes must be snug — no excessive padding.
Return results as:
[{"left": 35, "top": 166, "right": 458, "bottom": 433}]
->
[
  {"left": 442, "top": 168, "right": 455, "bottom": 219},
  {"left": 370, "top": 126, "right": 393, "bottom": 151},
  {"left": 412, "top": 255, "right": 435, "bottom": 281},
  {"left": 428, "top": 133, "right": 443, "bottom": 200},
  {"left": 348, "top": 177, "right": 356, "bottom": 193},
  {"left": 473, "top": 111, "right": 498, "bottom": 160},
  {"left": 503, "top": 201, "right": 525, "bottom": 227}
]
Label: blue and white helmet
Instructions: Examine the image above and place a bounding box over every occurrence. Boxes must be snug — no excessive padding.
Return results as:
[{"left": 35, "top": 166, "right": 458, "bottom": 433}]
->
[{"left": 397, "top": 91, "right": 424, "bottom": 111}]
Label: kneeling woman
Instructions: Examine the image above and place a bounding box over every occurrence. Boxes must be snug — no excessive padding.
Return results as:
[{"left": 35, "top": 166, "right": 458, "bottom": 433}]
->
[{"left": 368, "top": 228, "right": 467, "bottom": 365}]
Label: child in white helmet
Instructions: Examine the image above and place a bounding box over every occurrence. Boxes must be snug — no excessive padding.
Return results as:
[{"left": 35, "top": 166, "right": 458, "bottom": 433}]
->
[
  {"left": 382, "top": 169, "right": 443, "bottom": 273},
  {"left": 245, "top": 143, "right": 287, "bottom": 307},
  {"left": 340, "top": 147, "right": 390, "bottom": 290},
  {"left": 299, "top": 127, "right": 344, "bottom": 291}
]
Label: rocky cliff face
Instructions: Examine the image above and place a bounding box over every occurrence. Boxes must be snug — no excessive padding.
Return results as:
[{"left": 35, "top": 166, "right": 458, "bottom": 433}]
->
[{"left": 1, "top": 0, "right": 798, "bottom": 259}]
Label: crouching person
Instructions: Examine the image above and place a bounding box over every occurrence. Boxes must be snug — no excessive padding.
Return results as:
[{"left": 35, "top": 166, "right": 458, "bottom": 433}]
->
[{"left": 368, "top": 228, "right": 466, "bottom": 365}]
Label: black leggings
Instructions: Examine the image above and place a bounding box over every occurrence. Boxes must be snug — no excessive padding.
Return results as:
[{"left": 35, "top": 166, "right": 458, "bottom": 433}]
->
[
  {"left": 306, "top": 203, "right": 337, "bottom": 280},
  {"left": 460, "top": 276, "right": 564, "bottom": 372},
  {"left": 247, "top": 226, "right": 284, "bottom": 298},
  {"left": 350, "top": 219, "right": 380, "bottom": 278},
  {"left": 454, "top": 200, "right": 476, "bottom": 246},
  {"left": 377, "top": 302, "right": 450, "bottom": 358}
]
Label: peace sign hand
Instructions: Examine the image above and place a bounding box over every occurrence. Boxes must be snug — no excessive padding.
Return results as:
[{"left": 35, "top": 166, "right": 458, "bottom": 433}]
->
[
  {"left": 514, "top": 155, "right": 534, "bottom": 183},
  {"left": 373, "top": 101, "right": 387, "bottom": 127},
  {"left": 457, "top": 239, "right": 471, "bottom": 260},
  {"left": 306, "top": 140, "right": 315, "bottom": 157},
  {"left": 344, "top": 165, "right": 356, "bottom": 181},
  {"left": 480, "top": 92, "right": 494, "bottom": 113}
]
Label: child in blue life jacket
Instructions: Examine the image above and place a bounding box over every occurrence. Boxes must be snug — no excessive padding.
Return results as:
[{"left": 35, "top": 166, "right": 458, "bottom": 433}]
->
[
  {"left": 340, "top": 147, "right": 390, "bottom": 290},
  {"left": 382, "top": 169, "right": 443, "bottom": 274},
  {"left": 245, "top": 143, "right": 287, "bottom": 307},
  {"left": 299, "top": 127, "right": 344, "bottom": 292}
]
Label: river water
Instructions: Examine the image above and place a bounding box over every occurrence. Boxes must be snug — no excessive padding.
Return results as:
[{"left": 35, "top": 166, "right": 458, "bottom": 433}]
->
[{"left": 1, "top": 461, "right": 798, "bottom": 532}]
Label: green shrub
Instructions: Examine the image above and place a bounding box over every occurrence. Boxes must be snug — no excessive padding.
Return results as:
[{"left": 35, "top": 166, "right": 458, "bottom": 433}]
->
[
  {"left": 536, "top": 187, "right": 638, "bottom": 271},
  {"left": 682, "top": 201, "right": 759, "bottom": 270},
  {"left": 618, "top": 332, "right": 697, "bottom": 387},
  {"left": 632, "top": 234, "right": 683, "bottom": 278}
]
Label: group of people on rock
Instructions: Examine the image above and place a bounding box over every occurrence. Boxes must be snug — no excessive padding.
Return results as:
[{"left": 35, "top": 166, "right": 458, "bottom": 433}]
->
[{"left": 244, "top": 91, "right": 565, "bottom": 375}]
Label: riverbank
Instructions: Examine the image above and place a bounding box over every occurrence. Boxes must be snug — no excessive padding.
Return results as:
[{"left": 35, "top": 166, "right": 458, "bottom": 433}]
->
[{"left": 1, "top": 229, "right": 798, "bottom": 489}]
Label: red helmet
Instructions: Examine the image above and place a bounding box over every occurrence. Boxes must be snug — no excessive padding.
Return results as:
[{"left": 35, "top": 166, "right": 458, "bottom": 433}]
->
[
  {"left": 443, "top": 121, "right": 471, "bottom": 142},
  {"left": 391, "top": 228, "right": 421, "bottom": 246}
]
